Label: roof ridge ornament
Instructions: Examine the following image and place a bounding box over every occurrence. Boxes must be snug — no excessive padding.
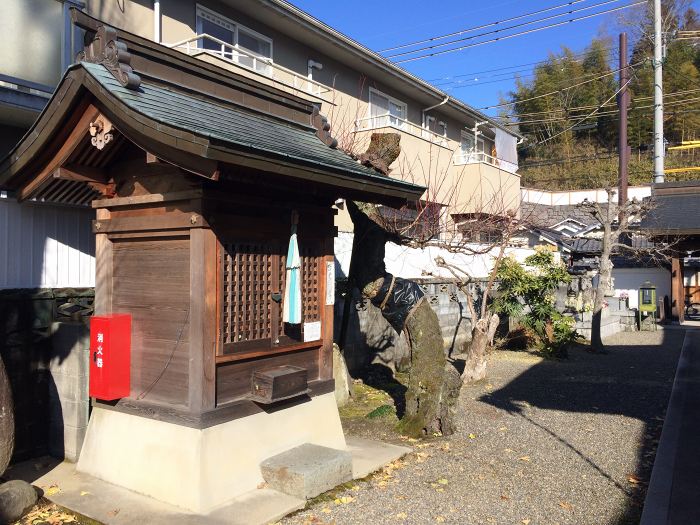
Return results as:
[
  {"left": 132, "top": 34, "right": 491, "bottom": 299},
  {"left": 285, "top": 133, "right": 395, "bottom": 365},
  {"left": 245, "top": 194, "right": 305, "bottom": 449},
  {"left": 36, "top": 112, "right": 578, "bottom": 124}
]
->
[
  {"left": 78, "top": 25, "right": 141, "bottom": 90},
  {"left": 311, "top": 107, "right": 338, "bottom": 149}
]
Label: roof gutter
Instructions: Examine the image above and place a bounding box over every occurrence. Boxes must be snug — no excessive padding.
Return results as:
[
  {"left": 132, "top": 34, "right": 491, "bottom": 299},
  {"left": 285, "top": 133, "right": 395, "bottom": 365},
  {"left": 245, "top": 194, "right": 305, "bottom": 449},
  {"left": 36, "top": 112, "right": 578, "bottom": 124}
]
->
[
  {"left": 422, "top": 96, "right": 449, "bottom": 128},
  {"left": 262, "top": 0, "right": 522, "bottom": 139}
]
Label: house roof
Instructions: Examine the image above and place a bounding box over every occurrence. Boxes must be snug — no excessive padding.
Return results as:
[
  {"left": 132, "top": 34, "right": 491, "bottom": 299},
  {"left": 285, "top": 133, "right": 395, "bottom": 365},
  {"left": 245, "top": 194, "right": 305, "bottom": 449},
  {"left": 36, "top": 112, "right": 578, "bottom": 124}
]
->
[
  {"left": 642, "top": 181, "right": 700, "bottom": 235},
  {"left": 521, "top": 202, "right": 604, "bottom": 229},
  {"left": 0, "top": 53, "right": 425, "bottom": 205},
  {"left": 225, "top": 0, "right": 522, "bottom": 139}
]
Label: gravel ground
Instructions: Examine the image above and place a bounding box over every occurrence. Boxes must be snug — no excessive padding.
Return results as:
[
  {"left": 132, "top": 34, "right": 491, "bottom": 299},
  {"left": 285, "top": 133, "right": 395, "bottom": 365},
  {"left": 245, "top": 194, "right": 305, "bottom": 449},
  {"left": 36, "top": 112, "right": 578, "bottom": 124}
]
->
[{"left": 280, "top": 328, "right": 685, "bottom": 525}]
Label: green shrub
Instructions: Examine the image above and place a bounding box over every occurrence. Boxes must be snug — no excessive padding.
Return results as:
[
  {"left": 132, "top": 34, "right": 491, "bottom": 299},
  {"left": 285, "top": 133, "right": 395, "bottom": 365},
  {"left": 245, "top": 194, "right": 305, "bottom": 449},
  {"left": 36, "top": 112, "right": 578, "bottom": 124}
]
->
[{"left": 494, "top": 249, "right": 578, "bottom": 357}]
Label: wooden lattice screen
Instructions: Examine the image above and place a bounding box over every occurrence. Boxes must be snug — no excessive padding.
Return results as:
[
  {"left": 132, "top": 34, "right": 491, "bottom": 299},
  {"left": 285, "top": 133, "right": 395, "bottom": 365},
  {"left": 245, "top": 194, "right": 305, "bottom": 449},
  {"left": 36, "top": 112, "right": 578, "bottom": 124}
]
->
[
  {"left": 222, "top": 242, "right": 278, "bottom": 347},
  {"left": 221, "top": 241, "right": 322, "bottom": 353}
]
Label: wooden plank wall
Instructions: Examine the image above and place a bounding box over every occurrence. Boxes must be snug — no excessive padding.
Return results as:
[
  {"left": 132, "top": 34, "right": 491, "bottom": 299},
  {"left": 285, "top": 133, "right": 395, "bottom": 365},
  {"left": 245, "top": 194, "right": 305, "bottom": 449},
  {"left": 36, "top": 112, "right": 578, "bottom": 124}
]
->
[{"left": 112, "top": 236, "right": 191, "bottom": 407}]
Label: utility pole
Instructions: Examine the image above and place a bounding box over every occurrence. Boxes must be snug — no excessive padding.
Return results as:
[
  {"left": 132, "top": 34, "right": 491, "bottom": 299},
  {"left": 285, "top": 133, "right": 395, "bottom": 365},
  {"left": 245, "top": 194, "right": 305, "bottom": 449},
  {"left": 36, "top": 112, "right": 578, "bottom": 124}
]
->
[
  {"left": 618, "top": 32, "right": 630, "bottom": 206},
  {"left": 653, "top": 0, "right": 665, "bottom": 183}
]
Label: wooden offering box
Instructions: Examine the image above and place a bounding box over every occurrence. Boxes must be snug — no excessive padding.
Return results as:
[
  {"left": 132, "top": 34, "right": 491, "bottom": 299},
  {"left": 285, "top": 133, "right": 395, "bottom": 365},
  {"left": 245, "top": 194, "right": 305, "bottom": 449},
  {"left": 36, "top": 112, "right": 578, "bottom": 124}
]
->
[{"left": 251, "top": 366, "right": 309, "bottom": 404}]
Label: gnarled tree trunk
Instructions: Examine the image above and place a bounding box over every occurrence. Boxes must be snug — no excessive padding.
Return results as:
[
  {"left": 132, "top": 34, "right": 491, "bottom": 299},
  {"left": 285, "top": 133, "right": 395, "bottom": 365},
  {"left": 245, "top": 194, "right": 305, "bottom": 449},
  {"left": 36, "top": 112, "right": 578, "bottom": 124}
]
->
[{"left": 346, "top": 200, "right": 461, "bottom": 437}]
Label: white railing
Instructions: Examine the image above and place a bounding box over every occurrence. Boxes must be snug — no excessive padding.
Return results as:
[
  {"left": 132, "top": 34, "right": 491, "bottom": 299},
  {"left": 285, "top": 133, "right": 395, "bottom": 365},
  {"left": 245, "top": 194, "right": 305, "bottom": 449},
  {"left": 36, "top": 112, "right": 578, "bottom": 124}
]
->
[
  {"left": 453, "top": 152, "right": 519, "bottom": 174},
  {"left": 166, "top": 34, "right": 331, "bottom": 96},
  {"left": 454, "top": 151, "right": 498, "bottom": 166},
  {"left": 354, "top": 115, "right": 450, "bottom": 147}
]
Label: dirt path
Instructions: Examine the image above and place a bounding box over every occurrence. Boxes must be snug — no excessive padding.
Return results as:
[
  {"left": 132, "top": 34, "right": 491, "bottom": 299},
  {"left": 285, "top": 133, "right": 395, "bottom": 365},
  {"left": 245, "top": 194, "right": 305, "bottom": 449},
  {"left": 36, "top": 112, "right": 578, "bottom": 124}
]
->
[{"left": 281, "top": 328, "right": 684, "bottom": 525}]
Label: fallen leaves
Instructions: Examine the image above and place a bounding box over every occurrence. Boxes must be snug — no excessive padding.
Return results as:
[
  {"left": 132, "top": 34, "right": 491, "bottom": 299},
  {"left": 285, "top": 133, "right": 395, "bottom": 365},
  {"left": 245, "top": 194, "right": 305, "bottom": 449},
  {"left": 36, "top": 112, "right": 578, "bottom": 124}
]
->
[
  {"left": 24, "top": 503, "right": 77, "bottom": 525},
  {"left": 435, "top": 516, "right": 446, "bottom": 523},
  {"left": 559, "top": 501, "right": 574, "bottom": 511},
  {"left": 334, "top": 495, "right": 355, "bottom": 505},
  {"left": 395, "top": 512, "right": 408, "bottom": 520},
  {"left": 627, "top": 474, "right": 642, "bottom": 485},
  {"left": 468, "top": 433, "right": 477, "bottom": 440},
  {"left": 45, "top": 484, "right": 61, "bottom": 496},
  {"left": 518, "top": 456, "right": 531, "bottom": 462}
]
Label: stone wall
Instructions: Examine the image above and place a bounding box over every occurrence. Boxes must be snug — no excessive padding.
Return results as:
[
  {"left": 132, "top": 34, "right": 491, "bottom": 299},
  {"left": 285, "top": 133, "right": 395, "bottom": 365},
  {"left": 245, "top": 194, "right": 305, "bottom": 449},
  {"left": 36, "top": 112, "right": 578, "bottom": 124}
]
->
[{"left": 0, "top": 289, "right": 93, "bottom": 463}]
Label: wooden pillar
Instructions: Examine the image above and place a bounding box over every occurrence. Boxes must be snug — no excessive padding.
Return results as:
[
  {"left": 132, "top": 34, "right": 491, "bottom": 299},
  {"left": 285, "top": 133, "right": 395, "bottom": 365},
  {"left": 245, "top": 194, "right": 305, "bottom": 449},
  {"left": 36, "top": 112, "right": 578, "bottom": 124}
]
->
[
  {"left": 189, "top": 227, "right": 217, "bottom": 412},
  {"left": 94, "top": 208, "right": 113, "bottom": 316},
  {"left": 672, "top": 257, "right": 685, "bottom": 323},
  {"left": 319, "top": 235, "right": 335, "bottom": 381}
]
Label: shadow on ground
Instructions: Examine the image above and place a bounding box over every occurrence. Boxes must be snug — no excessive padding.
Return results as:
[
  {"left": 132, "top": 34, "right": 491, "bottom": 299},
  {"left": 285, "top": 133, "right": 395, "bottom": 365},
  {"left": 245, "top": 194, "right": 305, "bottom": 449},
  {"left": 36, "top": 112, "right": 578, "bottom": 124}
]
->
[{"left": 479, "top": 328, "right": 684, "bottom": 525}]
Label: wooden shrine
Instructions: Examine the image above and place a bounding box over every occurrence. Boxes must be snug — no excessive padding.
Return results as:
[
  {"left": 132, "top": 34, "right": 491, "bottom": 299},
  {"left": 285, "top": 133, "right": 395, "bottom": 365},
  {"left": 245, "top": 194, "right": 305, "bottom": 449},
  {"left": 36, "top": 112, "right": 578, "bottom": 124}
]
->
[{"left": 0, "top": 14, "right": 422, "bottom": 512}]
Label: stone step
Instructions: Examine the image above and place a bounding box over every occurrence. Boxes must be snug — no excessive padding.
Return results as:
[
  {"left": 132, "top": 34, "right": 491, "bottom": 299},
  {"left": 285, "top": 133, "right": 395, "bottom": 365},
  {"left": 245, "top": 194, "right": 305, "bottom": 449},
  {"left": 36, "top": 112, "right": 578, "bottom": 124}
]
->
[{"left": 260, "top": 443, "right": 352, "bottom": 499}]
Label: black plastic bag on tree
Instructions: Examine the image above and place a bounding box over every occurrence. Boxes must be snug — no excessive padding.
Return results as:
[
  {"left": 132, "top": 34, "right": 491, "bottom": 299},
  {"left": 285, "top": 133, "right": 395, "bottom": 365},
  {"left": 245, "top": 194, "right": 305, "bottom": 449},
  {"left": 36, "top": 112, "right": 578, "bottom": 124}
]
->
[{"left": 370, "top": 273, "right": 425, "bottom": 333}]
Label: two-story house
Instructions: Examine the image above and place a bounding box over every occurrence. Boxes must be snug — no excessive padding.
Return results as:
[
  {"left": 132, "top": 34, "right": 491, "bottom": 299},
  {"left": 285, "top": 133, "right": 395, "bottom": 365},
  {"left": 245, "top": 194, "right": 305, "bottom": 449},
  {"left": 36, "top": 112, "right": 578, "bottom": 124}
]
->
[{"left": 1, "top": 0, "right": 521, "bottom": 235}]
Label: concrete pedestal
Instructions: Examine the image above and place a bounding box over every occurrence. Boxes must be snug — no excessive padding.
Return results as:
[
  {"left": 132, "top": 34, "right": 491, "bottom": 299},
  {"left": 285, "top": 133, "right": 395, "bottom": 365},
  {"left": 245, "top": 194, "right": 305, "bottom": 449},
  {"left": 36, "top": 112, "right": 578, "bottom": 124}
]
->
[{"left": 77, "top": 392, "right": 346, "bottom": 513}]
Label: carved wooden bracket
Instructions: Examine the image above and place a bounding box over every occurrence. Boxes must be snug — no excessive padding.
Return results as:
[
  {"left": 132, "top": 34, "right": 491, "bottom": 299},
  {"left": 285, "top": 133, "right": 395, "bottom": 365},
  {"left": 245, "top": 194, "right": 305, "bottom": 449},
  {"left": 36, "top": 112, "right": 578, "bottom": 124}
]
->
[
  {"left": 89, "top": 116, "right": 114, "bottom": 150},
  {"left": 78, "top": 25, "right": 141, "bottom": 89},
  {"left": 312, "top": 107, "right": 338, "bottom": 149}
]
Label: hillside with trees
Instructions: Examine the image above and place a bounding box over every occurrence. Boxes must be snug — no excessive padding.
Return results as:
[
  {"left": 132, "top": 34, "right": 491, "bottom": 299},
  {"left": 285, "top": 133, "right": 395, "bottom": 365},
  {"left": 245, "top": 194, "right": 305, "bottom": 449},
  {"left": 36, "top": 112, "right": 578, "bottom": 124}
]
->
[{"left": 505, "top": 1, "right": 700, "bottom": 189}]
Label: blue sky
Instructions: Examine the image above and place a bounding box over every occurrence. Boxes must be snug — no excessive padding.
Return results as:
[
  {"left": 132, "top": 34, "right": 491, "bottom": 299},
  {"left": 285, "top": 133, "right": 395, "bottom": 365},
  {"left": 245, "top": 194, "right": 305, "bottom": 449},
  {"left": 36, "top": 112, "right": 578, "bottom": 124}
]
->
[{"left": 290, "top": 0, "right": 700, "bottom": 116}]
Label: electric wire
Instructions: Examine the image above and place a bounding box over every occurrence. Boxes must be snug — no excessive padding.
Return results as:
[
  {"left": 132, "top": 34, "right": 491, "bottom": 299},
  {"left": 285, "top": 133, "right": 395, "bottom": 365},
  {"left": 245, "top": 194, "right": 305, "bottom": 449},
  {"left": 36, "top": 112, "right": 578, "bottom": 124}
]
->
[
  {"left": 385, "top": 0, "right": 629, "bottom": 59},
  {"left": 478, "top": 62, "right": 641, "bottom": 111},
  {"left": 496, "top": 88, "right": 700, "bottom": 119},
  {"left": 393, "top": 2, "right": 645, "bottom": 63},
  {"left": 427, "top": 45, "right": 619, "bottom": 84},
  {"left": 522, "top": 76, "right": 635, "bottom": 148},
  {"left": 380, "top": 0, "right": 595, "bottom": 53},
  {"left": 436, "top": 52, "right": 621, "bottom": 90}
]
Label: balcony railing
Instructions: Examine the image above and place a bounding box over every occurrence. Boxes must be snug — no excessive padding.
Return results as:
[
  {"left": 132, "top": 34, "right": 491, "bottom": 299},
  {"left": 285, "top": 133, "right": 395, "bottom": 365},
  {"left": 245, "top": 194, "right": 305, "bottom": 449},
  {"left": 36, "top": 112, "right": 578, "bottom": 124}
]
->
[
  {"left": 166, "top": 34, "right": 332, "bottom": 96},
  {"left": 454, "top": 151, "right": 497, "bottom": 166},
  {"left": 454, "top": 151, "right": 519, "bottom": 174},
  {"left": 354, "top": 115, "right": 450, "bottom": 147}
]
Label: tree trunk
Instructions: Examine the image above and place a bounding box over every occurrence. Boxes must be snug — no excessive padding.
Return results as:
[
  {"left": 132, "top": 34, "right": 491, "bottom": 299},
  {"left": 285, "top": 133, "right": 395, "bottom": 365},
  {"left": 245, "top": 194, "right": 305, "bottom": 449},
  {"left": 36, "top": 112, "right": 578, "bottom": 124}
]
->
[
  {"left": 398, "top": 300, "right": 461, "bottom": 437},
  {"left": 591, "top": 232, "right": 614, "bottom": 353},
  {"left": 344, "top": 200, "right": 462, "bottom": 437},
  {"left": 461, "top": 314, "right": 498, "bottom": 383},
  {"left": 0, "top": 354, "right": 14, "bottom": 475}
]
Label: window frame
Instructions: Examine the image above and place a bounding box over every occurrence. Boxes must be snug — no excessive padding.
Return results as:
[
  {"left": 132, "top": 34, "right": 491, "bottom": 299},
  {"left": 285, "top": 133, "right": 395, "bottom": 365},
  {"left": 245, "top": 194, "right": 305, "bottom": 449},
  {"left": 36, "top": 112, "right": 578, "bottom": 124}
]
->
[
  {"left": 195, "top": 4, "right": 274, "bottom": 75},
  {"left": 368, "top": 87, "right": 407, "bottom": 130},
  {"left": 457, "top": 130, "right": 488, "bottom": 165}
]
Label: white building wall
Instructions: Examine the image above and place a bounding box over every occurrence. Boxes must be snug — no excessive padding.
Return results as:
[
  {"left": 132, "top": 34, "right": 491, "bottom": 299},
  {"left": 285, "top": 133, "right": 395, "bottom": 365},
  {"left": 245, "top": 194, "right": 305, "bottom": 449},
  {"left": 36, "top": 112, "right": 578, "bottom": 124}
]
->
[
  {"left": 522, "top": 185, "right": 652, "bottom": 205},
  {"left": 0, "top": 196, "right": 95, "bottom": 289},
  {"left": 335, "top": 232, "right": 535, "bottom": 280},
  {"left": 611, "top": 267, "right": 672, "bottom": 308}
]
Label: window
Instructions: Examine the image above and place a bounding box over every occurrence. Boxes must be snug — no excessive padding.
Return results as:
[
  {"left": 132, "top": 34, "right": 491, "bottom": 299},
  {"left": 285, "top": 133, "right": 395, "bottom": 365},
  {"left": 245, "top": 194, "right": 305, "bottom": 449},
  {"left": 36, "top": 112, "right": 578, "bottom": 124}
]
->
[
  {"left": 369, "top": 88, "right": 406, "bottom": 129},
  {"left": 196, "top": 5, "right": 273, "bottom": 76},
  {"left": 457, "top": 131, "right": 486, "bottom": 164}
]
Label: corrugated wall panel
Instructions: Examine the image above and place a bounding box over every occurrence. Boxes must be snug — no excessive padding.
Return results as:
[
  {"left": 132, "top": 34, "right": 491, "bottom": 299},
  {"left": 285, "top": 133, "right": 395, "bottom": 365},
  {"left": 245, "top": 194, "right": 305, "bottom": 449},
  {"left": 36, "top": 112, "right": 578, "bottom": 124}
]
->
[{"left": 0, "top": 197, "right": 95, "bottom": 289}]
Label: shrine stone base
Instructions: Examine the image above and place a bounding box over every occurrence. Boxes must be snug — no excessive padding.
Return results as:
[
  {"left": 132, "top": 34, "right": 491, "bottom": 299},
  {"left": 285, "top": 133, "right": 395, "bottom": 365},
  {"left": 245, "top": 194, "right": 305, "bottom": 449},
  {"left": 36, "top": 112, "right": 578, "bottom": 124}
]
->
[{"left": 76, "top": 392, "right": 346, "bottom": 513}]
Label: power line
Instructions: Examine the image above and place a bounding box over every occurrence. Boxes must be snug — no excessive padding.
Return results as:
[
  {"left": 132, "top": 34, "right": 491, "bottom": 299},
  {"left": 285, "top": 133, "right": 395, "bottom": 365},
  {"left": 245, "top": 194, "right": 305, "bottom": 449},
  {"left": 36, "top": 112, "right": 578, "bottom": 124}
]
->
[
  {"left": 478, "top": 63, "right": 641, "bottom": 111},
  {"left": 427, "top": 45, "right": 619, "bottom": 84},
  {"left": 522, "top": 76, "right": 635, "bottom": 148},
  {"left": 512, "top": 98, "right": 700, "bottom": 125},
  {"left": 496, "top": 88, "right": 700, "bottom": 120},
  {"left": 436, "top": 51, "right": 621, "bottom": 90},
  {"left": 393, "top": 2, "right": 645, "bottom": 64},
  {"left": 380, "top": 0, "right": 594, "bottom": 53},
  {"left": 386, "top": 0, "right": 627, "bottom": 59}
]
